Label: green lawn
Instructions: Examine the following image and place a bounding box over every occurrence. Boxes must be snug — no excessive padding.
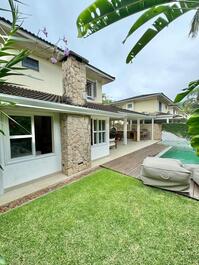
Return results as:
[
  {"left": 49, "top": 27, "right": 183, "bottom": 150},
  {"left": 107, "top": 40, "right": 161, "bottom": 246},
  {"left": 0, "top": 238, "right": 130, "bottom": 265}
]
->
[{"left": 0, "top": 169, "right": 199, "bottom": 265}]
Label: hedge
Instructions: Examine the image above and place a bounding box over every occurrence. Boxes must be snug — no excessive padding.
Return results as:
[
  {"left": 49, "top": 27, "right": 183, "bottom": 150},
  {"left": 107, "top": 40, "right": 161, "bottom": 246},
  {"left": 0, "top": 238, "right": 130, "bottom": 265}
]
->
[{"left": 162, "top": 123, "right": 189, "bottom": 139}]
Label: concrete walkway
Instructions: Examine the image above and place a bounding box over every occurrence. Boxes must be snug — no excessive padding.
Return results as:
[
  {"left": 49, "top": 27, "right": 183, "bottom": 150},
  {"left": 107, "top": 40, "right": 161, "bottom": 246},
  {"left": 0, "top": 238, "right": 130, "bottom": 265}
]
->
[
  {"left": 0, "top": 172, "right": 68, "bottom": 206},
  {"left": 92, "top": 140, "right": 158, "bottom": 167}
]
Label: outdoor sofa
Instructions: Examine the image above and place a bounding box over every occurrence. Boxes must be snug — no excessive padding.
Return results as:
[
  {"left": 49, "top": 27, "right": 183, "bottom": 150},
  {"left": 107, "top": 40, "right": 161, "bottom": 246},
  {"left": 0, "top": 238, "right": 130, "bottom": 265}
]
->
[{"left": 140, "top": 157, "right": 199, "bottom": 194}]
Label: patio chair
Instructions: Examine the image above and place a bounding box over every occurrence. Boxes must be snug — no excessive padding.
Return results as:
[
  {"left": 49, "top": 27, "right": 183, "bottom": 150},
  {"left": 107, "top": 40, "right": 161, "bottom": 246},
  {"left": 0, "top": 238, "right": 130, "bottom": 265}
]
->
[{"left": 140, "top": 157, "right": 191, "bottom": 194}]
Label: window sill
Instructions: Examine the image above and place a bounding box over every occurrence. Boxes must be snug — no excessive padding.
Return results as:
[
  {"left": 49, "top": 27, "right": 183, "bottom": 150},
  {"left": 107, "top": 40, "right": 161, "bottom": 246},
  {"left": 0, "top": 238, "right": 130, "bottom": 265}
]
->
[
  {"left": 6, "top": 153, "right": 56, "bottom": 166},
  {"left": 91, "top": 142, "right": 107, "bottom": 148},
  {"left": 87, "top": 97, "right": 95, "bottom": 101}
]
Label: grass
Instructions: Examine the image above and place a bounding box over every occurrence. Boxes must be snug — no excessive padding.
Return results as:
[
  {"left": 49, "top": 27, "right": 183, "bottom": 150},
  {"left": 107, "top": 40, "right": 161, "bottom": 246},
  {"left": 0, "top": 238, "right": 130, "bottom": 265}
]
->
[{"left": 0, "top": 169, "right": 199, "bottom": 265}]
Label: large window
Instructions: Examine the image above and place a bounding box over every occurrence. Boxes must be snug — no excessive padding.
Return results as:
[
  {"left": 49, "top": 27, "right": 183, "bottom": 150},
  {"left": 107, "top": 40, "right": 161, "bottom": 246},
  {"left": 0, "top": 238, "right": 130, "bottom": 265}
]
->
[
  {"left": 8, "top": 115, "right": 53, "bottom": 159},
  {"left": 91, "top": 119, "right": 106, "bottom": 145},
  {"left": 127, "top": 103, "right": 133, "bottom": 109},
  {"left": 86, "top": 80, "right": 97, "bottom": 100},
  {"left": 22, "top": 57, "right": 39, "bottom": 71},
  {"left": 34, "top": 116, "right": 52, "bottom": 155}
]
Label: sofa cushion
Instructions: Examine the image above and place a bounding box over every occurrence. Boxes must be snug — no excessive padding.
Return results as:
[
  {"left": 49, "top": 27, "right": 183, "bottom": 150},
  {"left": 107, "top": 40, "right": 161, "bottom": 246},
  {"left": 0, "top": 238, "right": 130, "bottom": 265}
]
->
[{"left": 142, "top": 157, "right": 185, "bottom": 171}]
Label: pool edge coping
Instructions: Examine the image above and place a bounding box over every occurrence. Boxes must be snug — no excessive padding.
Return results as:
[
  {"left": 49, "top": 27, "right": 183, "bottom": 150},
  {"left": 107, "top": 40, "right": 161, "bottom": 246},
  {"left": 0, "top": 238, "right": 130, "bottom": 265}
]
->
[{"left": 156, "top": 146, "right": 172, "bottom": 158}]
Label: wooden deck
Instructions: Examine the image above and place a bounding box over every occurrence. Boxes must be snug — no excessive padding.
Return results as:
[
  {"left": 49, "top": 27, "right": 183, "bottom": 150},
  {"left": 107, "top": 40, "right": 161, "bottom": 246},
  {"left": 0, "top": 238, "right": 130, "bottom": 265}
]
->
[
  {"left": 102, "top": 143, "right": 199, "bottom": 200},
  {"left": 102, "top": 143, "right": 166, "bottom": 179}
]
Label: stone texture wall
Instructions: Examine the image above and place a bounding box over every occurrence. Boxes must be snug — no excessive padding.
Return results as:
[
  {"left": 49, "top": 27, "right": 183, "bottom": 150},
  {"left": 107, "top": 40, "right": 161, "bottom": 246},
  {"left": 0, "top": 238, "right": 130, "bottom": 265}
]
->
[
  {"left": 153, "top": 124, "right": 162, "bottom": 140},
  {"left": 61, "top": 114, "right": 91, "bottom": 176},
  {"left": 62, "top": 56, "right": 86, "bottom": 106}
]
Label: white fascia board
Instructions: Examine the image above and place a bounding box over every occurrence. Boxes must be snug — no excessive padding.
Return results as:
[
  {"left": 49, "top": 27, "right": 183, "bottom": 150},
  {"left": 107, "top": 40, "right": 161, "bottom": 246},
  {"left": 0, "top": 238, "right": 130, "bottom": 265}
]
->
[
  {"left": 86, "top": 64, "right": 115, "bottom": 82},
  {"left": 0, "top": 93, "right": 124, "bottom": 118},
  {"left": 122, "top": 112, "right": 155, "bottom": 120},
  {"left": 156, "top": 115, "right": 174, "bottom": 119}
]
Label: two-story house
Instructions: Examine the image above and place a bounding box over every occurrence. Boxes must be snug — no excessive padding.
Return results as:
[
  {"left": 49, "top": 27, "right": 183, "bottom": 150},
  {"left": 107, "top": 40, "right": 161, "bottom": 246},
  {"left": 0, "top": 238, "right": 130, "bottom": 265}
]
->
[
  {"left": 0, "top": 18, "right": 158, "bottom": 194},
  {"left": 111, "top": 93, "right": 185, "bottom": 123}
]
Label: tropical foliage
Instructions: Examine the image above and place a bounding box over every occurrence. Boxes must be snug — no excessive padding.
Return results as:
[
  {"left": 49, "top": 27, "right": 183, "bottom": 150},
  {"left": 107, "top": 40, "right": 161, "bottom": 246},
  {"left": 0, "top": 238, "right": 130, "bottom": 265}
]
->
[
  {"left": 175, "top": 80, "right": 199, "bottom": 155},
  {"left": 0, "top": 256, "right": 6, "bottom": 265},
  {"left": 0, "top": 0, "right": 29, "bottom": 85},
  {"left": 0, "top": 0, "right": 30, "bottom": 171},
  {"left": 0, "top": 1, "right": 30, "bottom": 262},
  {"left": 179, "top": 87, "right": 199, "bottom": 114},
  {"left": 102, "top": 93, "right": 113, "bottom": 104},
  {"left": 77, "top": 0, "right": 199, "bottom": 63},
  {"left": 0, "top": 0, "right": 30, "bottom": 129}
]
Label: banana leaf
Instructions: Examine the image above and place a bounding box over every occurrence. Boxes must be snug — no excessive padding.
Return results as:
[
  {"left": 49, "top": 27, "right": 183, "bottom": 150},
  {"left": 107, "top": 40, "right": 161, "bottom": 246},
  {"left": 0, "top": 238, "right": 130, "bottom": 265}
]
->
[
  {"left": 77, "top": 0, "right": 177, "bottom": 37},
  {"left": 125, "top": 1, "right": 199, "bottom": 62},
  {"left": 175, "top": 80, "right": 199, "bottom": 103}
]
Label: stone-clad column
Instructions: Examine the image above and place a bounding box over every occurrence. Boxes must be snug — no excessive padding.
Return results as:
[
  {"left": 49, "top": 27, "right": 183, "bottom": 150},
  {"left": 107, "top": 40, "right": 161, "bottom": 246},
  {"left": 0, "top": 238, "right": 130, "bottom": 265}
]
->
[
  {"left": 62, "top": 56, "right": 87, "bottom": 106},
  {"left": 61, "top": 55, "right": 91, "bottom": 176},
  {"left": 61, "top": 114, "right": 91, "bottom": 176}
]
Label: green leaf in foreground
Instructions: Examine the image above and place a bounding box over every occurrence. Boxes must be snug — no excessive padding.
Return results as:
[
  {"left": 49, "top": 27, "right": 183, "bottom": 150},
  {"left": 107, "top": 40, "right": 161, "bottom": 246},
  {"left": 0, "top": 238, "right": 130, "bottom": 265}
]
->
[
  {"left": 77, "top": 0, "right": 175, "bottom": 38},
  {"left": 0, "top": 256, "right": 6, "bottom": 265}
]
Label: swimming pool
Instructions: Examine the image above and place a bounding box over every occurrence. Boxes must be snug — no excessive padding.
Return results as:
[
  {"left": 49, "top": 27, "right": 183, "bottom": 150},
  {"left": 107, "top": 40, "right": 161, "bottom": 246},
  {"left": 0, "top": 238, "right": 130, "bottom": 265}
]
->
[{"left": 161, "top": 147, "right": 199, "bottom": 164}]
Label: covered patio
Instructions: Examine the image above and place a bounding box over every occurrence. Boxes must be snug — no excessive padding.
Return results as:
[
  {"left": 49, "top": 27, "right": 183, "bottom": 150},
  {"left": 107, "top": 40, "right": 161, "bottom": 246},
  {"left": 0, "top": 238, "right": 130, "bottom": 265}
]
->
[
  {"left": 107, "top": 109, "right": 162, "bottom": 150},
  {"left": 110, "top": 117, "right": 156, "bottom": 144}
]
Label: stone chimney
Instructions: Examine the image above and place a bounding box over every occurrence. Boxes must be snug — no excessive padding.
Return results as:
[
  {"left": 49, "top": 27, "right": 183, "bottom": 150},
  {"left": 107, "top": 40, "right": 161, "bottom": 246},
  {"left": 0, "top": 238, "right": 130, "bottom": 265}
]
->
[
  {"left": 62, "top": 56, "right": 86, "bottom": 106},
  {"left": 61, "top": 55, "right": 91, "bottom": 176}
]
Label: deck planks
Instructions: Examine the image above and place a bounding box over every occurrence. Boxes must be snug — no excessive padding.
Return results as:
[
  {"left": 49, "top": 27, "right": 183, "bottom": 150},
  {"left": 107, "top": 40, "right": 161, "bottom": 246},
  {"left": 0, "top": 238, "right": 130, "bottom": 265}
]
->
[{"left": 102, "top": 143, "right": 166, "bottom": 178}]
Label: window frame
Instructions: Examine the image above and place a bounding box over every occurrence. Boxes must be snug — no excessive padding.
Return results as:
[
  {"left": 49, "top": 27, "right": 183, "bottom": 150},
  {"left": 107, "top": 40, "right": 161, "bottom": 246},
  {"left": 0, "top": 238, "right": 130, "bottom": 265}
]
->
[
  {"left": 22, "top": 56, "right": 39, "bottom": 72},
  {"left": 86, "top": 79, "right": 97, "bottom": 100},
  {"left": 91, "top": 119, "right": 106, "bottom": 146},
  {"left": 159, "top": 101, "right": 162, "bottom": 112},
  {"left": 6, "top": 113, "right": 54, "bottom": 163},
  {"left": 127, "top": 103, "right": 133, "bottom": 109}
]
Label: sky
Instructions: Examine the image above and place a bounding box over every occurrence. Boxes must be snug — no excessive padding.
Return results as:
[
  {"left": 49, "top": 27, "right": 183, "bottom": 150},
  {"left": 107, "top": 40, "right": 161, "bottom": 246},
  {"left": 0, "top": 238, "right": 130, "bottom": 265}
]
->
[{"left": 2, "top": 0, "right": 199, "bottom": 101}]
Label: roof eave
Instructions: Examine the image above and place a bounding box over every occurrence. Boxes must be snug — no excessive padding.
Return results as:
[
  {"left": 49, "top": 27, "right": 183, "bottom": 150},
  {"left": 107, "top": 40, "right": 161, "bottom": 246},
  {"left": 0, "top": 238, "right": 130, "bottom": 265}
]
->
[
  {"left": 86, "top": 64, "right": 115, "bottom": 83},
  {"left": 0, "top": 93, "right": 125, "bottom": 118}
]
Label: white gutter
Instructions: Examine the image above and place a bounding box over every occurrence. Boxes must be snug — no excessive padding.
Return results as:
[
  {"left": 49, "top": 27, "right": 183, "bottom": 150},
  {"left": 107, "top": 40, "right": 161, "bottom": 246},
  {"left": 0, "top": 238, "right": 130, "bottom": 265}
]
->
[
  {"left": 156, "top": 114, "right": 184, "bottom": 119},
  {"left": 118, "top": 111, "right": 154, "bottom": 120},
  {"left": 0, "top": 93, "right": 125, "bottom": 118}
]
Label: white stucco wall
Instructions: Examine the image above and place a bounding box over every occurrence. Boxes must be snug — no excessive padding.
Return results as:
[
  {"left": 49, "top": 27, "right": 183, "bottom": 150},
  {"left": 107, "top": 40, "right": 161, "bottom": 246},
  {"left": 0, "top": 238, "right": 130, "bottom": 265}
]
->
[
  {"left": 1, "top": 110, "right": 62, "bottom": 189},
  {"left": 6, "top": 53, "right": 64, "bottom": 96},
  {"left": 91, "top": 143, "right": 109, "bottom": 161}
]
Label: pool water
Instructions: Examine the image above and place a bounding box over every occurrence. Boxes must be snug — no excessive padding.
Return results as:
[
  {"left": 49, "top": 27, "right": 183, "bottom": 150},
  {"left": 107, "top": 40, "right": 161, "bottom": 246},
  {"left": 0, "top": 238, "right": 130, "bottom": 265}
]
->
[{"left": 161, "top": 147, "right": 199, "bottom": 164}]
